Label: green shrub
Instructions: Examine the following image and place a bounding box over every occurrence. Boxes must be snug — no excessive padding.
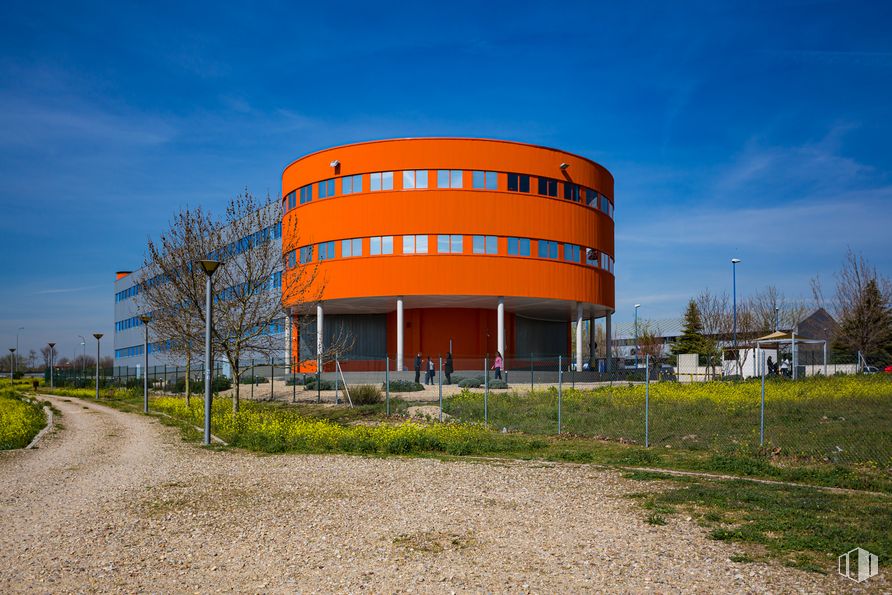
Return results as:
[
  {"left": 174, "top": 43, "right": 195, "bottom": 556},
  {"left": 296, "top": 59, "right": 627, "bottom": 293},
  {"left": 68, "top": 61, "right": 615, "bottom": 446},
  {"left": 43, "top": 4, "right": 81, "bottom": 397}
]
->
[
  {"left": 458, "top": 377, "right": 484, "bottom": 388},
  {"left": 489, "top": 379, "right": 509, "bottom": 389},
  {"left": 305, "top": 379, "right": 335, "bottom": 391},
  {"left": 384, "top": 379, "right": 424, "bottom": 392},
  {"left": 350, "top": 384, "right": 383, "bottom": 405},
  {"left": 182, "top": 376, "right": 232, "bottom": 394},
  {"left": 240, "top": 375, "right": 268, "bottom": 384}
]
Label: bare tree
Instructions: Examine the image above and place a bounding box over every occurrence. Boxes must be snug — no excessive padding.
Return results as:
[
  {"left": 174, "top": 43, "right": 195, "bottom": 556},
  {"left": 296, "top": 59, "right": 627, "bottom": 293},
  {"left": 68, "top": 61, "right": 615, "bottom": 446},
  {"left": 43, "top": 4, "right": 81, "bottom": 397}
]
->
[
  {"left": 40, "top": 344, "right": 57, "bottom": 369},
  {"left": 695, "top": 289, "right": 728, "bottom": 376},
  {"left": 747, "top": 285, "right": 810, "bottom": 334},
  {"left": 637, "top": 321, "right": 665, "bottom": 364},
  {"left": 141, "top": 207, "right": 214, "bottom": 405},
  {"left": 143, "top": 190, "right": 326, "bottom": 412}
]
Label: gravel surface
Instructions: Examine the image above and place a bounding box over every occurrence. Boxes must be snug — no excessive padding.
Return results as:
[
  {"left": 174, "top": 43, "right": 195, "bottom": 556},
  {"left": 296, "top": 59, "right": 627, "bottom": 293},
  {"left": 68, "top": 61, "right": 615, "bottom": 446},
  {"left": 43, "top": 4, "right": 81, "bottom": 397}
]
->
[{"left": 0, "top": 395, "right": 863, "bottom": 592}]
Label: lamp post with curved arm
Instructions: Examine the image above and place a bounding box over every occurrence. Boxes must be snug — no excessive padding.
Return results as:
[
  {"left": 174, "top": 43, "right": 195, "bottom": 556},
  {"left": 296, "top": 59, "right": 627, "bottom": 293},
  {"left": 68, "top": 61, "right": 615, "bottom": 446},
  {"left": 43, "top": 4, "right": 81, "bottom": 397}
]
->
[{"left": 93, "top": 334, "right": 103, "bottom": 399}]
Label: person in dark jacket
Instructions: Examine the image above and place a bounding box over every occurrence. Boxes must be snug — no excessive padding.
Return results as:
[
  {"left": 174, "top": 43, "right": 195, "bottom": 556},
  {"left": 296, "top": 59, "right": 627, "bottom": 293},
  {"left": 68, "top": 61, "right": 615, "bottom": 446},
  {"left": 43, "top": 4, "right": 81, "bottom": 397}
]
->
[
  {"left": 414, "top": 353, "right": 422, "bottom": 384},
  {"left": 445, "top": 352, "right": 454, "bottom": 385},
  {"left": 426, "top": 356, "right": 435, "bottom": 385}
]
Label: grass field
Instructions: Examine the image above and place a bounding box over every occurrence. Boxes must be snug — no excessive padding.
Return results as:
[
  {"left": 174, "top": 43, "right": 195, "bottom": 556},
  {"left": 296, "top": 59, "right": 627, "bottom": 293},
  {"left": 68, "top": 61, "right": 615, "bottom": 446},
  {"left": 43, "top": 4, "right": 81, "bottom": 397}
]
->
[
  {"left": 0, "top": 388, "right": 47, "bottom": 449},
  {"left": 443, "top": 375, "right": 892, "bottom": 465}
]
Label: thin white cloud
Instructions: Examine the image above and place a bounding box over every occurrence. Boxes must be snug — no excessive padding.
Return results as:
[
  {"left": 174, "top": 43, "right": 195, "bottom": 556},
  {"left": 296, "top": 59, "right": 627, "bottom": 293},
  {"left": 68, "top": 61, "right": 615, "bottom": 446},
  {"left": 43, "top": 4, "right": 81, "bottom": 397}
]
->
[{"left": 34, "top": 285, "right": 103, "bottom": 295}]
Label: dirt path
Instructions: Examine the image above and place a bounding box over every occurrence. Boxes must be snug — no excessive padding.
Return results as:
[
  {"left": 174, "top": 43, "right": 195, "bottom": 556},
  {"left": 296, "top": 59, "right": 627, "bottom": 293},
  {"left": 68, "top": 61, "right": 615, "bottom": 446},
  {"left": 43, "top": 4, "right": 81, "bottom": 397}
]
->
[{"left": 0, "top": 396, "right": 849, "bottom": 592}]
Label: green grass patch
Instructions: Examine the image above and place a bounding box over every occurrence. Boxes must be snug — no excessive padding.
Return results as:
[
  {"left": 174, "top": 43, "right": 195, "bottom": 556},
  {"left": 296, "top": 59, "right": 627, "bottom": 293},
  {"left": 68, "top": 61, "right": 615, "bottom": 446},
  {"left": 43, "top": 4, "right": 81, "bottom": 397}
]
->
[
  {"left": 0, "top": 388, "right": 47, "bottom": 449},
  {"left": 624, "top": 472, "right": 892, "bottom": 573}
]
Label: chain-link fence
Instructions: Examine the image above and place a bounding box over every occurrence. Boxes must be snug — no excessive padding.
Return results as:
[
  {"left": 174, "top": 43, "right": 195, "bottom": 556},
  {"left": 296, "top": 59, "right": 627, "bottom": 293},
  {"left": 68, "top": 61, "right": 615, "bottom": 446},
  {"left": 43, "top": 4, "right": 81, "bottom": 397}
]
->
[{"left": 37, "top": 350, "right": 891, "bottom": 465}]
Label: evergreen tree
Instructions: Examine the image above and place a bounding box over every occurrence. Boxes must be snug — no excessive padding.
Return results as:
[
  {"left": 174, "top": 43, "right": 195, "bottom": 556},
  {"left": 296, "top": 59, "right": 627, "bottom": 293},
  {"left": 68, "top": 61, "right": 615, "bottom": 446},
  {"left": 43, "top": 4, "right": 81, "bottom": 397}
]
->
[
  {"left": 672, "top": 300, "right": 710, "bottom": 357},
  {"left": 834, "top": 279, "right": 892, "bottom": 363}
]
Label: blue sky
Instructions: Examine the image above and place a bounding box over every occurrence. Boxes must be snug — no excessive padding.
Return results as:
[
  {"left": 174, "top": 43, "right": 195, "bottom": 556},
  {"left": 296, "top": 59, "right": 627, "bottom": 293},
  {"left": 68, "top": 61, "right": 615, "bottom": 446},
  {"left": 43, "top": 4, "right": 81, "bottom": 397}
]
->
[{"left": 1, "top": 0, "right": 890, "bottom": 359}]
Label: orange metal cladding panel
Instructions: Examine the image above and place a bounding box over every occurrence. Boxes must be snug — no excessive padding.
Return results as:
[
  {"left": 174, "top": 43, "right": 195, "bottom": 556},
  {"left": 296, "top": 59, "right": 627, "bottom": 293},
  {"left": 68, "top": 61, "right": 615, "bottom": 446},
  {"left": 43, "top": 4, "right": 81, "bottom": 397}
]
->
[
  {"left": 284, "top": 256, "right": 612, "bottom": 309},
  {"left": 282, "top": 138, "right": 614, "bottom": 199},
  {"left": 286, "top": 190, "right": 613, "bottom": 256}
]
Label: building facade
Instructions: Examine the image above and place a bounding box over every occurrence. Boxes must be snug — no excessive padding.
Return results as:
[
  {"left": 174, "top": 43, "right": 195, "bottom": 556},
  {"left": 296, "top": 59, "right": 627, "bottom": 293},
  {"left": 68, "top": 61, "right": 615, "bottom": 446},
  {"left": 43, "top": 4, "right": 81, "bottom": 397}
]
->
[
  {"left": 281, "top": 138, "right": 616, "bottom": 371},
  {"left": 113, "top": 225, "right": 285, "bottom": 372}
]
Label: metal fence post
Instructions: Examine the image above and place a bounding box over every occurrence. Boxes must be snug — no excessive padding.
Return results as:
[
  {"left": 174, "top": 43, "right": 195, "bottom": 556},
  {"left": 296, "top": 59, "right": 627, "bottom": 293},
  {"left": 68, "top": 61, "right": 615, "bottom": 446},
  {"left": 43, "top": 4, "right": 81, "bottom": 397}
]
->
[
  {"left": 645, "top": 353, "right": 650, "bottom": 448},
  {"left": 292, "top": 359, "right": 296, "bottom": 403},
  {"left": 316, "top": 356, "right": 321, "bottom": 404},
  {"left": 558, "top": 355, "right": 562, "bottom": 434},
  {"left": 334, "top": 355, "right": 340, "bottom": 405},
  {"left": 270, "top": 359, "right": 275, "bottom": 401},
  {"left": 385, "top": 355, "right": 390, "bottom": 416},
  {"left": 530, "top": 353, "right": 534, "bottom": 393},
  {"left": 250, "top": 358, "right": 254, "bottom": 400},
  {"left": 760, "top": 350, "right": 766, "bottom": 447},
  {"left": 438, "top": 356, "right": 443, "bottom": 422},
  {"left": 484, "top": 355, "right": 489, "bottom": 425}
]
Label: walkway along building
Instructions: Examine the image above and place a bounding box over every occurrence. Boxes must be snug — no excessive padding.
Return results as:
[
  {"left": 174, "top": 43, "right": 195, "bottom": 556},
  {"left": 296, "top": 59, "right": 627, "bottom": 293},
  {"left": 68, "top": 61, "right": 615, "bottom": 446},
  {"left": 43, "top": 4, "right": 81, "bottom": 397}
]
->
[{"left": 281, "top": 138, "right": 616, "bottom": 372}]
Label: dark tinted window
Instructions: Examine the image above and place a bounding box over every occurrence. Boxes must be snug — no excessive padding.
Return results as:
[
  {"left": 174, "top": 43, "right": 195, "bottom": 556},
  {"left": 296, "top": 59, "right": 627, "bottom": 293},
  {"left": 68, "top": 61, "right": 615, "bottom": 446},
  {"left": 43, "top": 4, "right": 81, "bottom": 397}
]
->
[
  {"left": 507, "top": 173, "right": 530, "bottom": 192},
  {"left": 537, "top": 177, "right": 558, "bottom": 197}
]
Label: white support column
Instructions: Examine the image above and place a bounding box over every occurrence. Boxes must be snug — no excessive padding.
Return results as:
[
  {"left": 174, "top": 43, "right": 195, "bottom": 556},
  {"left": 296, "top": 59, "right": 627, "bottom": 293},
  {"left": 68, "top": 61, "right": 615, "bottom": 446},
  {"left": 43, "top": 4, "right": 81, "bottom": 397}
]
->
[
  {"left": 316, "top": 303, "right": 324, "bottom": 360},
  {"left": 576, "top": 303, "right": 584, "bottom": 372},
  {"left": 396, "top": 296, "right": 404, "bottom": 372},
  {"left": 497, "top": 297, "right": 505, "bottom": 361},
  {"left": 605, "top": 312, "right": 613, "bottom": 369}
]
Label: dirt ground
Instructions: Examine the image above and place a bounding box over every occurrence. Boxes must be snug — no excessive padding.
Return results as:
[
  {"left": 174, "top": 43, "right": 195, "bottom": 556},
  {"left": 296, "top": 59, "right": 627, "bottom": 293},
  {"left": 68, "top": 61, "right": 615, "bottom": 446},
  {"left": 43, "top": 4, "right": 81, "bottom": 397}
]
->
[{"left": 0, "top": 395, "right": 855, "bottom": 593}]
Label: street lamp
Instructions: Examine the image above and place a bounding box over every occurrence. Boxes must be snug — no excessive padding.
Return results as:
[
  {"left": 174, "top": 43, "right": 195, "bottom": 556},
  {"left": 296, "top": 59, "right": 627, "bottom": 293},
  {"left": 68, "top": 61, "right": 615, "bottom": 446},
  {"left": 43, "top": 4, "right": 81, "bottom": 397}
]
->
[
  {"left": 775, "top": 306, "right": 780, "bottom": 332},
  {"left": 48, "top": 343, "right": 56, "bottom": 389},
  {"left": 634, "top": 304, "right": 641, "bottom": 368},
  {"left": 140, "top": 314, "right": 151, "bottom": 413},
  {"left": 92, "top": 333, "right": 103, "bottom": 399},
  {"left": 8, "top": 348, "right": 15, "bottom": 383},
  {"left": 78, "top": 335, "right": 86, "bottom": 382},
  {"left": 195, "top": 259, "right": 222, "bottom": 445},
  {"left": 731, "top": 258, "right": 741, "bottom": 348}
]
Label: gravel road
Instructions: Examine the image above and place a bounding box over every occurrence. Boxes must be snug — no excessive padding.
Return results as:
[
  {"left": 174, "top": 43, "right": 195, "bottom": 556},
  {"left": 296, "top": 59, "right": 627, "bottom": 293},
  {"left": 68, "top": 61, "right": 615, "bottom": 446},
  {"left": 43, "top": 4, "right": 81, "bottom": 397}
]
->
[{"left": 0, "top": 396, "right": 856, "bottom": 592}]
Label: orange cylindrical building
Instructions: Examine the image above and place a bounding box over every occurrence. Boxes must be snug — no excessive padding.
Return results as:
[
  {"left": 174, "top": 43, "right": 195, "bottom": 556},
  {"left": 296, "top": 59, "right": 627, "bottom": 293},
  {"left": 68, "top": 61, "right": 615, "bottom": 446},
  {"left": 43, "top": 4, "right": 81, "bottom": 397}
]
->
[{"left": 281, "top": 138, "right": 615, "bottom": 371}]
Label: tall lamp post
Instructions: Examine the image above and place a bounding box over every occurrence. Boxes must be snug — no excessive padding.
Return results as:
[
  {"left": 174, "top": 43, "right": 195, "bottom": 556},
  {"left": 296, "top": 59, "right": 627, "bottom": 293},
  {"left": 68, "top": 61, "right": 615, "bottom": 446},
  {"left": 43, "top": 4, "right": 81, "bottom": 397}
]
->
[
  {"left": 78, "top": 335, "right": 86, "bottom": 382},
  {"left": 48, "top": 343, "right": 56, "bottom": 389},
  {"left": 634, "top": 304, "right": 641, "bottom": 368},
  {"left": 140, "top": 314, "right": 151, "bottom": 413},
  {"left": 775, "top": 306, "right": 780, "bottom": 332},
  {"left": 731, "top": 258, "right": 741, "bottom": 348},
  {"left": 8, "top": 348, "right": 15, "bottom": 383},
  {"left": 92, "top": 333, "right": 103, "bottom": 399},
  {"left": 195, "top": 259, "right": 222, "bottom": 446}
]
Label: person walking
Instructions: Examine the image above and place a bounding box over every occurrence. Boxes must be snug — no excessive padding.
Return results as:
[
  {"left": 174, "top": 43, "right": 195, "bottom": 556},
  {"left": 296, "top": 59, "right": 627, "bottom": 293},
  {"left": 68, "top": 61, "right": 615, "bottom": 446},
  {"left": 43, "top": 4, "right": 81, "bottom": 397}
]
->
[
  {"left": 414, "top": 352, "right": 422, "bottom": 384},
  {"left": 766, "top": 355, "right": 775, "bottom": 375},
  {"left": 445, "top": 352, "right": 454, "bottom": 385},
  {"left": 426, "top": 356, "right": 435, "bottom": 385},
  {"left": 491, "top": 351, "right": 503, "bottom": 380}
]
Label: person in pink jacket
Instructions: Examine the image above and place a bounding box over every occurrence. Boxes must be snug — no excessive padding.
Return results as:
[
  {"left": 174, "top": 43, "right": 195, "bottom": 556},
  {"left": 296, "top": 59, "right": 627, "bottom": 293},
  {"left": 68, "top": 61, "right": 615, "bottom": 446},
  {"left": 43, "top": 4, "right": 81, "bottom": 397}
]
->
[{"left": 491, "top": 351, "right": 503, "bottom": 380}]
